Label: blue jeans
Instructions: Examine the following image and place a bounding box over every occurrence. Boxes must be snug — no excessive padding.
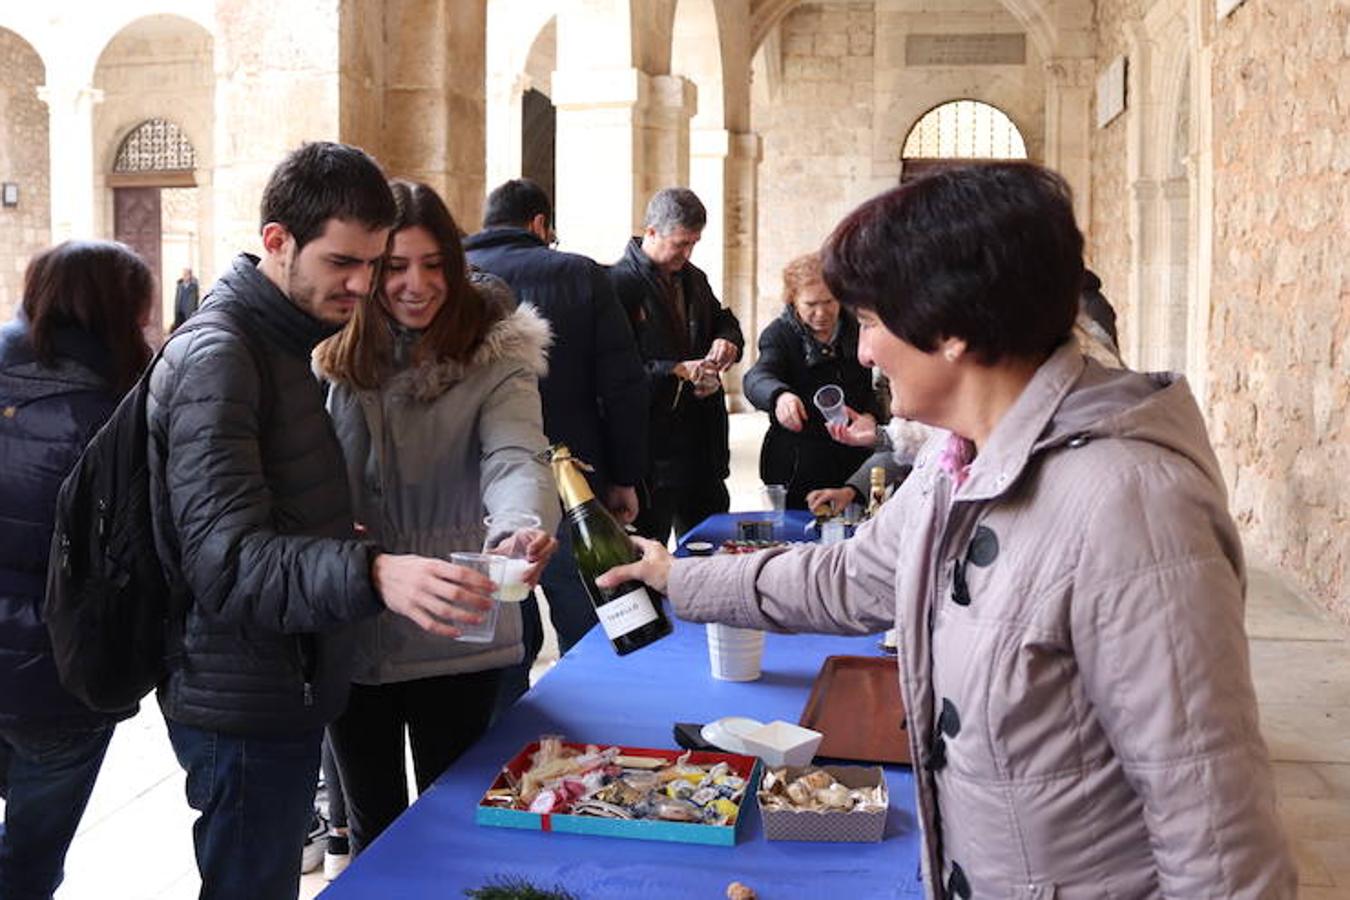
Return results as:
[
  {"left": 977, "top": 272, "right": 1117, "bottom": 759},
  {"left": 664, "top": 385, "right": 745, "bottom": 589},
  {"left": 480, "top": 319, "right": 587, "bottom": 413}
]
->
[
  {"left": 166, "top": 721, "right": 322, "bottom": 900},
  {"left": 0, "top": 721, "right": 114, "bottom": 900}
]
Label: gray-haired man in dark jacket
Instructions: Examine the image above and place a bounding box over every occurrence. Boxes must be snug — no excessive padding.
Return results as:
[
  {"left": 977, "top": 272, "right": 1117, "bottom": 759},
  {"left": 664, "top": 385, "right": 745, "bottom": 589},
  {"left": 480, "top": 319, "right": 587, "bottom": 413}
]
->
[{"left": 146, "top": 142, "right": 493, "bottom": 900}]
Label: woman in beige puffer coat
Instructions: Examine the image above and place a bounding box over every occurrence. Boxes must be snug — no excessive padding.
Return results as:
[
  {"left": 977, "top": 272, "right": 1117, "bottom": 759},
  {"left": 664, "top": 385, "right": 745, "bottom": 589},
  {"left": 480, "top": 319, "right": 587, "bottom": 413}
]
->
[{"left": 601, "top": 163, "right": 1296, "bottom": 898}]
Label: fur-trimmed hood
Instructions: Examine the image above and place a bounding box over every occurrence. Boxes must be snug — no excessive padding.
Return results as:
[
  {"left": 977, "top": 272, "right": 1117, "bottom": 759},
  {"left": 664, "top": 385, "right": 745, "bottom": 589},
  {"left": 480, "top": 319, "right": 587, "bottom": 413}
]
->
[{"left": 391, "top": 299, "right": 552, "bottom": 403}]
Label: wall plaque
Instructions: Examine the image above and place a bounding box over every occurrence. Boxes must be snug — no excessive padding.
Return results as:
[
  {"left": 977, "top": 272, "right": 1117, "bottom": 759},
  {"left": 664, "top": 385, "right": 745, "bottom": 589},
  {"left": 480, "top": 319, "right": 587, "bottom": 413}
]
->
[
  {"left": 906, "top": 34, "right": 1026, "bottom": 67},
  {"left": 1096, "top": 55, "right": 1128, "bottom": 129}
]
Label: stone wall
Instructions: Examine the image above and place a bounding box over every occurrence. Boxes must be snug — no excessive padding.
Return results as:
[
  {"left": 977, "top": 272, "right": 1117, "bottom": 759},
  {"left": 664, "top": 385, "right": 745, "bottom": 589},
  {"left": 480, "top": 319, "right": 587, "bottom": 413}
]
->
[
  {"left": 0, "top": 29, "right": 49, "bottom": 321},
  {"left": 1084, "top": 0, "right": 1137, "bottom": 347},
  {"left": 1206, "top": 0, "right": 1349, "bottom": 621},
  {"left": 752, "top": 0, "right": 1044, "bottom": 341},
  {"left": 753, "top": 2, "right": 883, "bottom": 339}
]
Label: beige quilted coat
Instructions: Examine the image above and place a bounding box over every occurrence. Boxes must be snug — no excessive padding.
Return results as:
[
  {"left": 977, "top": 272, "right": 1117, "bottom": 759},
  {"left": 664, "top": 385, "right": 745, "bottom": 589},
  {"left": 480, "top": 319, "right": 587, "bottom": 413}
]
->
[{"left": 670, "top": 342, "right": 1295, "bottom": 898}]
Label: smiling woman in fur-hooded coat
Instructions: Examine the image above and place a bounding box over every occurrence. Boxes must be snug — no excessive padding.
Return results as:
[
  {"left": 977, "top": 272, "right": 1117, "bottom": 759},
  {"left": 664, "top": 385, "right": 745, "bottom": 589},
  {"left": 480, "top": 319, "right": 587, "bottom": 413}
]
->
[{"left": 314, "top": 180, "right": 559, "bottom": 854}]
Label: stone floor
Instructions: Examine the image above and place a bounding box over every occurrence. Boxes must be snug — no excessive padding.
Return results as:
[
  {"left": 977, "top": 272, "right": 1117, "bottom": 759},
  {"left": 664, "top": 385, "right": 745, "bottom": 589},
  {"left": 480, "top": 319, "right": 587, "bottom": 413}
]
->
[{"left": 32, "top": 413, "right": 1350, "bottom": 898}]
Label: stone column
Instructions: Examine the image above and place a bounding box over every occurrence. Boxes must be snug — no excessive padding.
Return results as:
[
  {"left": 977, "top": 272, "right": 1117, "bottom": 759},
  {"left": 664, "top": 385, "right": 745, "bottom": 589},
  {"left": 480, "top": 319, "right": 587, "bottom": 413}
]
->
[
  {"left": 551, "top": 66, "right": 694, "bottom": 263},
  {"left": 690, "top": 128, "right": 761, "bottom": 409},
  {"left": 37, "top": 80, "right": 103, "bottom": 241},
  {"left": 1042, "top": 56, "right": 1094, "bottom": 228},
  {"left": 211, "top": 0, "right": 343, "bottom": 262},
  {"left": 381, "top": 0, "right": 487, "bottom": 228}
]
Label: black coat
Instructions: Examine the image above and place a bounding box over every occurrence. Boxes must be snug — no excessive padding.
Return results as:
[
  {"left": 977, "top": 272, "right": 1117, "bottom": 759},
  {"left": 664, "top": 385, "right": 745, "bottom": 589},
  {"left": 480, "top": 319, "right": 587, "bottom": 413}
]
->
[
  {"left": 147, "top": 255, "right": 384, "bottom": 736},
  {"left": 0, "top": 319, "right": 127, "bottom": 726},
  {"left": 742, "top": 307, "right": 879, "bottom": 508},
  {"left": 609, "top": 237, "right": 744, "bottom": 487},
  {"left": 464, "top": 227, "right": 648, "bottom": 488}
]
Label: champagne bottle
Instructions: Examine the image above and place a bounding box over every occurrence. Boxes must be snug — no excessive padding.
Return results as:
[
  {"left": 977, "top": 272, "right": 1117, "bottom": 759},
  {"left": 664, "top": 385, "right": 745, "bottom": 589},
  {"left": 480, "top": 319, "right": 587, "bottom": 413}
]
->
[
  {"left": 865, "top": 465, "right": 887, "bottom": 519},
  {"left": 549, "top": 445, "right": 672, "bottom": 655}
]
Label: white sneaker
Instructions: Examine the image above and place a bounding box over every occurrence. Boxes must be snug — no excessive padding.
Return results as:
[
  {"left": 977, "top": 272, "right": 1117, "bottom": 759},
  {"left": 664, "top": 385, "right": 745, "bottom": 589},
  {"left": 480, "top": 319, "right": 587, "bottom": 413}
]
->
[
  {"left": 323, "top": 832, "right": 351, "bottom": 881},
  {"left": 301, "top": 813, "right": 326, "bottom": 874}
]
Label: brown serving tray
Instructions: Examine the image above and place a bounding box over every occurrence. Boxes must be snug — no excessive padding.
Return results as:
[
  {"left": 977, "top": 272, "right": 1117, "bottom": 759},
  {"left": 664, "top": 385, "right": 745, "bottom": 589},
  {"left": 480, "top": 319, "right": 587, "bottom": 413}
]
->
[{"left": 799, "top": 655, "right": 910, "bottom": 766}]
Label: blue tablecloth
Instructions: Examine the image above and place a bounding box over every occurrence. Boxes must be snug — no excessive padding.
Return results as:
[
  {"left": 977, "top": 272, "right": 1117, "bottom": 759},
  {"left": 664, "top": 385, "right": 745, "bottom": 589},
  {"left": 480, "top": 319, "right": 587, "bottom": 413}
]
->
[
  {"left": 677, "top": 509, "right": 819, "bottom": 552},
  {"left": 325, "top": 512, "right": 922, "bottom": 899}
]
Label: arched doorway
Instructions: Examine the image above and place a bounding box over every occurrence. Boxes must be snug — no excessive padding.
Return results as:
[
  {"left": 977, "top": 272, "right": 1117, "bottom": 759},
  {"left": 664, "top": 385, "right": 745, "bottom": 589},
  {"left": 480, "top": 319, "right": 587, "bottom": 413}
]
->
[
  {"left": 900, "top": 99, "right": 1029, "bottom": 182},
  {"left": 520, "top": 17, "right": 557, "bottom": 207},
  {"left": 109, "top": 118, "right": 199, "bottom": 334}
]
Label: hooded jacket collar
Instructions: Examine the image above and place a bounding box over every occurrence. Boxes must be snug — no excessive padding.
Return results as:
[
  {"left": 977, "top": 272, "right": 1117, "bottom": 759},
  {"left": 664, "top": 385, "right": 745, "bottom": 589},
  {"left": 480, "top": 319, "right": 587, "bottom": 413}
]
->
[
  {"left": 956, "top": 342, "right": 1221, "bottom": 503},
  {"left": 463, "top": 226, "right": 545, "bottom": 253},
  {"left": 204, "top": 253, "right": 342, "bottom": 358}
]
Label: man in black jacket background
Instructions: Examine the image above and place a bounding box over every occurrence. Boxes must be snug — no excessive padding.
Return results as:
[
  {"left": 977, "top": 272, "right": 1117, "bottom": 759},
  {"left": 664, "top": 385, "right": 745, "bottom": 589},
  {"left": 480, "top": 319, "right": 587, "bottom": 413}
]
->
[
  {"left": 466, "top": 179, "right": 648, "bottom": 704},
  {"left": 609, "top": 187, "right": 744, "bottom": 544},
  {"left": 147, "top": 143, "right": 496, "bottom": 899}
]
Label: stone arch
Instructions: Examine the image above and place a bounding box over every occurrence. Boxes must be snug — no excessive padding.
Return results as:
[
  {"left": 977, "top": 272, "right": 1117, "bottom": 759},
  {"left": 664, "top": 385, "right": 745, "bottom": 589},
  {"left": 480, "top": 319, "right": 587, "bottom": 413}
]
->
[
  {"left": 93, "top": 13, "right": 213, "bottom": 334},
  {"left": 751, "top": 0, "right": 1056, "bottom": 59},
  {"left": 0, "top": 26, "right": 50, "bottom": 319},
  {"left": 1129, "top": 12, "right": 1195, "bottom": 378},
  {"left": 671, "top": 0, "right": 727, "bottom": 131},
  {"left": 486, "top": 3, "right": 560, "bottom": 196},
  {"left": 521, "top": 18, "right": 559, "bottom": 205}
]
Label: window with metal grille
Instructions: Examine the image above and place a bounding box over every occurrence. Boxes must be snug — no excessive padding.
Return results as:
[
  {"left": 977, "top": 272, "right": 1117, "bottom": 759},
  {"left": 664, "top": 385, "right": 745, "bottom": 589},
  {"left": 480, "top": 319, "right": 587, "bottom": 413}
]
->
[
  {"left": 113, "top": 119, "right": 196, "bottom": 173},
  {"left": 901, "top": 100, "right": 1027, "bottom": 160}
]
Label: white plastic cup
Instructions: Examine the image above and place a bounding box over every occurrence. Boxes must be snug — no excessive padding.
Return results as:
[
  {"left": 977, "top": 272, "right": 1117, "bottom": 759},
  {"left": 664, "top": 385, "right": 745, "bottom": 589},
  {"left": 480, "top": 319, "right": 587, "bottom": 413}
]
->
[
  {"left": 483, "top": 512, "right": 541, "bottom": 603},
  {"left": 706, "top": 623, "right": 765, "bottom": 681},
  {"left": 448, "top": 551, "right": 503, "bottom": 643},
  {"left": 812, "top": 384, "right": 848, "bottom": 426}
]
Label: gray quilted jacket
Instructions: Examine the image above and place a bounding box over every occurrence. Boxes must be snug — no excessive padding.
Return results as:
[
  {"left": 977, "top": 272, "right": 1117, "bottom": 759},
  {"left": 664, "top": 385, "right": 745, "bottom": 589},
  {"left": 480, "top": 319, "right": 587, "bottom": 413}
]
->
[
  {"left": 670, "top": 342, "right": 1295, "bottom": 899},
  {"left": 322, "top": 282, "right": 559, "bottom": 683}
]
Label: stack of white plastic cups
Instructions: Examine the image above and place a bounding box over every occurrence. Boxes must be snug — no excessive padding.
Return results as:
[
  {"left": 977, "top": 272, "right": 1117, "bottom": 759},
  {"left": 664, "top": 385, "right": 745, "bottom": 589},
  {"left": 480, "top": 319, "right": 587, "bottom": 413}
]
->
[{"left": 706, "top": 623, "right": 765, "bottom": 681}]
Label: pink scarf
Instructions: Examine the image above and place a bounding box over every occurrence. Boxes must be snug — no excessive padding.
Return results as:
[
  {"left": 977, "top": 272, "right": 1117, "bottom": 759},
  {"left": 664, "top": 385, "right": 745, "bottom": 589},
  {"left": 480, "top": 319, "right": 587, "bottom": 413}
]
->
[{"left": 938, "top": 433, "right": 976, "bottom": 492}]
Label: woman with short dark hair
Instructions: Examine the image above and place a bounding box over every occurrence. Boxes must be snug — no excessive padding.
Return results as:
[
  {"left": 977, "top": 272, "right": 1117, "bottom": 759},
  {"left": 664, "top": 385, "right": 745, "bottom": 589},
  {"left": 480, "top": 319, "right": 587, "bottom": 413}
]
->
[
  {"left": 743, "top": 252, "right": 881, "bottom": 509},
  {"left": 0, "top": 240, "right": 153, "bottom": 897},
  {"left": 601, "top": 163, "right": 1295, "bottom": 897}
]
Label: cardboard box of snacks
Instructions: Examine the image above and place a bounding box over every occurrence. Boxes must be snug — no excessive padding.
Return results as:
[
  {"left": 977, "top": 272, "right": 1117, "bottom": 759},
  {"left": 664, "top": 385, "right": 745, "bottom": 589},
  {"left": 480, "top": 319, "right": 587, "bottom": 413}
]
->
[{"left": 756, "top": 765, "right": 888, "bottom": 842}]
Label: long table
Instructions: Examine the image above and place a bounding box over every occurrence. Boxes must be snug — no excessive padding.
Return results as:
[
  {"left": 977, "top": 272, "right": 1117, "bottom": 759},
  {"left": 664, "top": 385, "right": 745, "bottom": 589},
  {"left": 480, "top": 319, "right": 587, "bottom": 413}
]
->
[{"left": 324, "top": 511, "right": 923, "bottom": 898}]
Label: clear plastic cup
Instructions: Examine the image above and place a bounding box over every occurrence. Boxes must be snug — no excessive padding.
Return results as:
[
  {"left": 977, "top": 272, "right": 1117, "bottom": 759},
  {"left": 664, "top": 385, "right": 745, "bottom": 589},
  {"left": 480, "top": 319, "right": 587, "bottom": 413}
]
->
[
  {"left": 812, "top": 384, "right": 848, "bottom": 426},
  {"left": 706, "top": 623, "right": 765, "bottom": 681},
  {"left": 448, "top": 551, "right": 503, "bottom": 642},
  {"left": 482, "top": 512, "right": 541, "bottom": 603},
  {"left": 762, "top": 484, "right": 788, "bottom": 539}
]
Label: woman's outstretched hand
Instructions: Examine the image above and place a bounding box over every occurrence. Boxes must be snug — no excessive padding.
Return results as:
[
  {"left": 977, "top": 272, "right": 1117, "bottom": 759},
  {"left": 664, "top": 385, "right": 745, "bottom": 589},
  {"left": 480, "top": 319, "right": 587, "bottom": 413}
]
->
[
  {"left": 826, "top": 407, "right": 878, "bottom": 447},
  {"left": 596, "top": 536, "right": 675, "bottom": 595}
]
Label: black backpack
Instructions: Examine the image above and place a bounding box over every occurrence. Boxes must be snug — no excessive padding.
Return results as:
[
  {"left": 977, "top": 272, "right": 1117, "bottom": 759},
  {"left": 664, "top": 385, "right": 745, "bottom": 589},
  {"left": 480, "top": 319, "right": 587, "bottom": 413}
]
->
[{"left": 43, "top": 308, "right": 271, "bottom": 713}]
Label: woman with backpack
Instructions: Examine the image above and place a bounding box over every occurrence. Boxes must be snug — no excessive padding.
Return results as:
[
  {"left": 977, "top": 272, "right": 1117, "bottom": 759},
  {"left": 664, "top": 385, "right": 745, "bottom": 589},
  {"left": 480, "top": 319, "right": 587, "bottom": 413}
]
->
[
  {"left": 315, "top": 180, "right": 559, "bottom": 855},
  {"left": 0, "top": 240, "right": 153, "bottom": 898}
]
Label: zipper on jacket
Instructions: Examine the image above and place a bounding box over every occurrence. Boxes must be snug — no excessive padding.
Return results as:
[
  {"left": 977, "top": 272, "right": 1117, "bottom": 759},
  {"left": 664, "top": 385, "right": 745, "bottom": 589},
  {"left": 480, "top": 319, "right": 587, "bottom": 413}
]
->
[{"left": 294, "top": 635, "right": 316, "bottom": 707}]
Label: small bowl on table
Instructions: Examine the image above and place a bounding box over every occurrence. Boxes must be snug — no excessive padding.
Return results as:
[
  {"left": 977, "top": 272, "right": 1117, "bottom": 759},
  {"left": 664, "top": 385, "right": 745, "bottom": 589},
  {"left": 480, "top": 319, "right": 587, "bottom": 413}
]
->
[{"left": 740, "top": 720, "right": 824, "bottom": 768}]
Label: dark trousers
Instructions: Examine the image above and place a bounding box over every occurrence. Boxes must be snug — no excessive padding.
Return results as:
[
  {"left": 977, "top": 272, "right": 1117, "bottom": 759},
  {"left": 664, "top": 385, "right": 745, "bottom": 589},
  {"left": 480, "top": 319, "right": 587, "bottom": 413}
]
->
[
  {"left": 0, "top": 721, "right": 113, "bottom": 900},
  {"left": 320, "top": 733, "right": 345, "bottom": 829},
  {"left": 166, "top": 720, "right": 322, "bottom": 900},
  {"left": 635, "top": 479, "right": 731, "bottom": 545},
  {"left": 327, "top": 671, "right": 500, "bottom": 855}
]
